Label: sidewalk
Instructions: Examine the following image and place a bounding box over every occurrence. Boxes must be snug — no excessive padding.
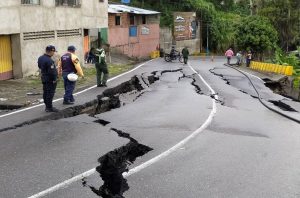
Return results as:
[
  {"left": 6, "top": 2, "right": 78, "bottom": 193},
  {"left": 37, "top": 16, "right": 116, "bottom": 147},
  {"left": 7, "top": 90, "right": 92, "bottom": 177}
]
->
[{"left": 0, "top": 53, "right": 139, "bottom": 113}]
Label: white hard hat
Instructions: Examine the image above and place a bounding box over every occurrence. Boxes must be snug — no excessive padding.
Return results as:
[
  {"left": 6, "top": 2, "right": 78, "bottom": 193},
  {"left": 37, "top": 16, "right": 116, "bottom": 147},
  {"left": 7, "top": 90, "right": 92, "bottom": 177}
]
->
[{"left": 67, "top": 73, "right": 78, "bottom": 81}]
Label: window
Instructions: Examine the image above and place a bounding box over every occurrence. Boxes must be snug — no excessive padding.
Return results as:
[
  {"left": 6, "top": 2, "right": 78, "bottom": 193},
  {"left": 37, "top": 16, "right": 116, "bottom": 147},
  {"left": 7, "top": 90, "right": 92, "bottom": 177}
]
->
[
  {"left": 129, "top": 14, "right": 135, "bottom": 25},
  {"left": 129, "top": 26, "right": 137, "bottom": 37},
  {"left": 115, "top": 16, "right": 121, "bottom": 26},
  {"left": 21, "top": 0, "right": 40, "bottom": 5},
  {"left": 142, "top": 15, "right": 146, "bottom": 24},
  {"left": 55, "top": 0, "right": 81, "bottom": 7},
  {"left": 99, "top": 0, "right": 104, "bottom": 2}
]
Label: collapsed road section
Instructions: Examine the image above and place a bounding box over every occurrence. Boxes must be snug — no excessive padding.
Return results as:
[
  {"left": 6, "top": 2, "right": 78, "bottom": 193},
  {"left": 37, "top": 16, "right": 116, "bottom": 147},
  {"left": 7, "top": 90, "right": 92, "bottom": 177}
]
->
[
  {"left": 1, "top": 68, "right": 212, "bottom": 133},
  {"left": 16, "top": 67, "right": 214, "bottom": 198},
  {"left": 210, "top": 65, "right": 300, "bottom": 123},
  {"left": 83, "top": 127, "right": 153, "bottom": 198}
]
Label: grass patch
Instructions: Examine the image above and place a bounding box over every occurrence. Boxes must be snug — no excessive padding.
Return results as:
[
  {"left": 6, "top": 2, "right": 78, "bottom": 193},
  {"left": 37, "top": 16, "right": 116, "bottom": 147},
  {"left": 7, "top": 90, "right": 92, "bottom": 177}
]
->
[{"left": 24, "top": 63, "right": 136, "bottom": 90}]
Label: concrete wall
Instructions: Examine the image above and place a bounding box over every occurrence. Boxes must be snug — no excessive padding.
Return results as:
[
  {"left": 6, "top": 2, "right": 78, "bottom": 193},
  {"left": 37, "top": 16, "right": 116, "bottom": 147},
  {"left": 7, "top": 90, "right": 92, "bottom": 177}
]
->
[
  {"left": 0, "top": 0, "right": 108, "bottom": 77},
  {"left": 11, "top": 34, "right": 22, "bottom": 78},
  {"left": 0, "top": 0, "right": 108, "bottom": 32},
  {"left": 108, "top": 13, "right": 160, "bottom": 58},
  {"left": 159, "top": 27, "right": 201, "bottom": 55}
]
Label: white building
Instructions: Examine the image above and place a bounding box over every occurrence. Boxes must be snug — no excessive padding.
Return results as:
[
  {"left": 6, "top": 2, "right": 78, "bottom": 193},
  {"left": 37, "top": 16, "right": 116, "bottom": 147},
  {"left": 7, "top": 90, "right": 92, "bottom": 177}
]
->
[{"left": 0, "top": 0, "right": 108, "bottom": 80}]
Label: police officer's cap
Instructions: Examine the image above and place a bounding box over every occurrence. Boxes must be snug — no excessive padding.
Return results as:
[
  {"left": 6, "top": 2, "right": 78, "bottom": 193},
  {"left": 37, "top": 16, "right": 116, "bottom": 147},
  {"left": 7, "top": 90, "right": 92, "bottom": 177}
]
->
[
  {"left": 67, "top": 45, "right": 76, "bottom": 52},
  {"left": 46, "top": 45, "right": 56, "bottom": 52}
]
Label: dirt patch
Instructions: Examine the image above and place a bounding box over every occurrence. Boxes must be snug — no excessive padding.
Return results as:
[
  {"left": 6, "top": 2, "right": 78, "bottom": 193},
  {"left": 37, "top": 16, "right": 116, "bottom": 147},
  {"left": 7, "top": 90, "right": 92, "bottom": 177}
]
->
[{"left": 0, "top": 54, "right": 142, "bottom": 108}]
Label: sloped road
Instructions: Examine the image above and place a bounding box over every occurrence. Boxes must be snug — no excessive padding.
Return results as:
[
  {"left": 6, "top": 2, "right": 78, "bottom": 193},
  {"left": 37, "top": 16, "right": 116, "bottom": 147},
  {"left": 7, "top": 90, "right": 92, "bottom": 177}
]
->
[{"left": 0, "top": 57, "right": 299, "bottom": 198}]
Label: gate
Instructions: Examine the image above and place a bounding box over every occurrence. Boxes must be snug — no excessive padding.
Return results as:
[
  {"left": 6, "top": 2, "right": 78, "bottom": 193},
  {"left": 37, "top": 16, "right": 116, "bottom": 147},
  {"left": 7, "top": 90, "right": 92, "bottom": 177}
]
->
[{"left": 0, "top": 35, "right": 13, "bottom": 80}]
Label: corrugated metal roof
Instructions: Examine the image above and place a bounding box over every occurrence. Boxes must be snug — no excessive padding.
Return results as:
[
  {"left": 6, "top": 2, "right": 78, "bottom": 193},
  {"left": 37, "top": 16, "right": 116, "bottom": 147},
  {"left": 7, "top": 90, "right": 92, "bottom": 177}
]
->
[{"left": 108, "top": 4, "right": 160, "bottom": 15}]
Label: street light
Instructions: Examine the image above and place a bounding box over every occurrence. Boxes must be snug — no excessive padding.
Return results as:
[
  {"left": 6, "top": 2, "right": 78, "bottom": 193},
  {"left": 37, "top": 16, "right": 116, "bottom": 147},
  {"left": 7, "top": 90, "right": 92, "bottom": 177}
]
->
[{"left": 206, "top": 23, "right": 209, "bottom": 55}]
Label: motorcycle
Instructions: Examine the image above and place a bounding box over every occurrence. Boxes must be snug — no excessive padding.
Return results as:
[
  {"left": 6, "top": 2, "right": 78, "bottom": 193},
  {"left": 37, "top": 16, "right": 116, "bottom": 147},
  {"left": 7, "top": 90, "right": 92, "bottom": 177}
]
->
[{"left": 164, "top": 52, "right": 183, "bottom": 63}]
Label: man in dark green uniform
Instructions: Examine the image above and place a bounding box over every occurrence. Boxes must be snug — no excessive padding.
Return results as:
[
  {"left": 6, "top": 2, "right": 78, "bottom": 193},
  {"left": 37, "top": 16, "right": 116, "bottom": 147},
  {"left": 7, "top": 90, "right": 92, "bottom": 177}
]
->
[
  {"left": 95, "top": 46, "right": 108, "bottom": 87},
  {"left": 182, "top": 46, "right": 189, "bottom": 64}
]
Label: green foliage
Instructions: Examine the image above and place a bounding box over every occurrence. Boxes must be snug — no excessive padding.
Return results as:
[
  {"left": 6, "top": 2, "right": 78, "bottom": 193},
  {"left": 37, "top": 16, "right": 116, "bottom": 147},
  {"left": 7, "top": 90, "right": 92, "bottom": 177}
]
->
[
  {"left": 210, "top": 12, "right": 241, "bottom": 52},
  {"left": 258, "top": 0, "right": 300, "bottom": 50},
  {"left": 124, "top": 0, "right": 298, "bottom": 55},
  {"left": 159, "top": 8, "right": 174, "bottom": 28},
  {"left": 236, "top": 15, "right": 278, "bottom": 56},
  {"left": 275, "top": 51, "right": 300, "bottom": 68},
  {"left": 274, "top": 47, "right": 300, "bottom": 70},
  {"left": 207, "top": 0, "right": 249, "bottom": 14}
]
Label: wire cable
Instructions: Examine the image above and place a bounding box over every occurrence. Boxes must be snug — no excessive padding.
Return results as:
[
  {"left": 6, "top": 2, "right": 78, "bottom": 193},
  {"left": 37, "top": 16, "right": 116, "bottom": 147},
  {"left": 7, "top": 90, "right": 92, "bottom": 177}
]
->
[{"left": 224, "top": 64, "right": 300, "bottom": 124}]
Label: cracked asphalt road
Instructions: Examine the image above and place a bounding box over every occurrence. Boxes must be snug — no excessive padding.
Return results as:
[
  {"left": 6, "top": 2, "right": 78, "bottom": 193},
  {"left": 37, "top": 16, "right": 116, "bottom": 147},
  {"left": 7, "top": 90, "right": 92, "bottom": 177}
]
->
[{"left": 0, "top": 57, "right": 300, "bottom": 198}]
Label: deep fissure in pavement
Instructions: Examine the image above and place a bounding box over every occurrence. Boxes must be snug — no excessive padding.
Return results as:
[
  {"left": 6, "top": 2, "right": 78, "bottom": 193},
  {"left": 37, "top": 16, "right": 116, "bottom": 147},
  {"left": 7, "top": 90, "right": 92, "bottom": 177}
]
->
[
  {"left": 94, "top": 119, "right": 111, "bottom": 126},
  {"left": 83, "top": 127, "right": 153, "bottom": 198},
  {"left": 1, "top": 69, "right": 202, "bottom": 134},
  {"left": 0, "top": 69, "right": 213, "bottom": 133},
  {"left": 268, "top": 100, "right": 298, "bottom": 112},
  {"left": 179, "top": 73, "right": 204, "bottom": 95},
  {"left": 209, "top": 68, "right": 231, "bottom": 85},
  {"left": 1, "top": 69, "right": 210, "bottom": 196},
  {"left": 0, "top": 74, "right": 157, "bottom": 133},
  {"left": 0, "top": 104, "right": 23, "bottom": 111}
]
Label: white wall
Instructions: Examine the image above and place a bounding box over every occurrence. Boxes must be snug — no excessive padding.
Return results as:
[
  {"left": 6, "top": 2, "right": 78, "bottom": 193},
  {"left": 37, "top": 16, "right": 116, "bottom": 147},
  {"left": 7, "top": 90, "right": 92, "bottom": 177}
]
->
[
  {"left": 21, "top": 36, "right": 83, "bottom": 75},
  {"left": 0, "top": 7, "right": 20, "bottom": 34},
  {"left": 0, "top": 0, "right": 108, "bottom": 76},
  {"left": 0, "top": 0, "right": 19, "bottom": 7},
  {"left": 160, "top": 27, "right": 201, "bottom": 54}
]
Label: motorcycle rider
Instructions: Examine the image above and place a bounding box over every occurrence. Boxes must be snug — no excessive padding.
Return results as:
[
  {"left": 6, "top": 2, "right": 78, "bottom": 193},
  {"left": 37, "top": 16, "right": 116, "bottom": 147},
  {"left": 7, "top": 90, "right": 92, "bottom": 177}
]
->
[{"left": 170, "top": 46, "right": 178, "bottom": 60}]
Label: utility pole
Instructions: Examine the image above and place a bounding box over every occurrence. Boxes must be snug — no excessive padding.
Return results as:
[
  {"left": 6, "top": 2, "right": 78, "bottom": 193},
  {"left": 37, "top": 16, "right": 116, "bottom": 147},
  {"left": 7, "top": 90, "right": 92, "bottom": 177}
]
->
[{"left": 206, "top": 23, "right": 209, "bottom": 55}]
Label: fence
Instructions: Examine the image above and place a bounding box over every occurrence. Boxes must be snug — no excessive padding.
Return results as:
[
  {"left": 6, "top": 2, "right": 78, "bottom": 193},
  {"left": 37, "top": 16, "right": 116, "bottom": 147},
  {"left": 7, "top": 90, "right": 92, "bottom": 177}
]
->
[{"left": 250, "top": 61, "right": 293, "bottom": 76}]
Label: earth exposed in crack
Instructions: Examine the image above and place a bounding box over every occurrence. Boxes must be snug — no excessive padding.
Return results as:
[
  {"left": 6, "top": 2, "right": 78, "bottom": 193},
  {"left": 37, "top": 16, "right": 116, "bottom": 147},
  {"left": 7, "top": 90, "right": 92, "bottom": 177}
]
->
[
  {"left": 85, "top": 128, "right": 153, "bottom": 198},
  {"left": 268, "top": 100, "right": 298, "bottom": 112}
]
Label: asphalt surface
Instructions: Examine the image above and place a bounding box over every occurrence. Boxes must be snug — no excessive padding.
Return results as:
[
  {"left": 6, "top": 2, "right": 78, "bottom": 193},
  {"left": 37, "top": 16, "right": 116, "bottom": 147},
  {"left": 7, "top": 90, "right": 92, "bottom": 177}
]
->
[{"left": 0, "top": 57, "right": 299, "bottom": 198}]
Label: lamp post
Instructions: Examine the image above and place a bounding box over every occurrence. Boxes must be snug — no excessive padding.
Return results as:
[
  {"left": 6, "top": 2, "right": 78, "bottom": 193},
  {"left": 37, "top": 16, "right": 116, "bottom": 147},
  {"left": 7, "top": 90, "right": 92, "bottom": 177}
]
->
[{"left": 206, "top": 23, "right": 209, "bottom": 55}]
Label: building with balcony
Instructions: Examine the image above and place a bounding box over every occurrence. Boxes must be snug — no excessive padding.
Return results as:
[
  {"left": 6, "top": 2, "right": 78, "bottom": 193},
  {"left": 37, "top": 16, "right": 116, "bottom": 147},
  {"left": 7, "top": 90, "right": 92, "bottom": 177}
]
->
[
  {"left": 0, "top": 0, "right": 108, "bottom": 80},
  {"left": 108, "top": 4, "right": 160, "bottom": 59}
]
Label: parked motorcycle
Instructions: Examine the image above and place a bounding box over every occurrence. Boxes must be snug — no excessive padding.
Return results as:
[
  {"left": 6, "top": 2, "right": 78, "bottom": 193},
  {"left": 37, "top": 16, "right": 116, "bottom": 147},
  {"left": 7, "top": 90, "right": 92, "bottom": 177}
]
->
[{"left": 164, "top": 52, "right": 183, "bottom": 63}]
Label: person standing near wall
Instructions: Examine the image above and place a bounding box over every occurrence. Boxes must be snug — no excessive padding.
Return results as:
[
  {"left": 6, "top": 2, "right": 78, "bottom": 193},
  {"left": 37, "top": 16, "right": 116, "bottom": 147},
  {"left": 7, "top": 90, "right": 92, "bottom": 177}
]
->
[
  {"left": 236, "top": 51, "right": 242, "bottom": 66},
  {"left": 95, "top": 46, "right": 109, "bottom": 87},
  {"left": 246, "top": 50, "right": 252, "bottom": 67},
  {"left": 58, "top": 45, "right": 84, "bottom": 105},
  {"left": 37, "top": 45, "right": 58, "bottom": 112},
  {"left": 225, "top": 48, "right": 234, "bottom": 64},
  {"left": 181, "top": 46, "right": 189, "bottom": 64}
]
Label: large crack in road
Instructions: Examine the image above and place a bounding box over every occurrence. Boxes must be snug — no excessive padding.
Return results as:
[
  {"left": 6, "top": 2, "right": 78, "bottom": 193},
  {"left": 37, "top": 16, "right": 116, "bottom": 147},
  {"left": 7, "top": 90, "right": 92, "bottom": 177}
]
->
[
  {"left": 82, "top": 127, "right": 153, "bottom": 198},
  {"left": 209, "top": 67, "right": 298, "bottom": 112},
  {"left": 2, "top": 68, "right": 212, "bottom": 198}
]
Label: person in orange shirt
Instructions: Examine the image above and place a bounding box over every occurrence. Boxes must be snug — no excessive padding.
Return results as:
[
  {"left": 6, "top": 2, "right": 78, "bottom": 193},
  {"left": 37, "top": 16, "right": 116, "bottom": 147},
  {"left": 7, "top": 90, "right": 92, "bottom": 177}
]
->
[{"left": 58, "top": 45, "right": 84, "bottom": 105}]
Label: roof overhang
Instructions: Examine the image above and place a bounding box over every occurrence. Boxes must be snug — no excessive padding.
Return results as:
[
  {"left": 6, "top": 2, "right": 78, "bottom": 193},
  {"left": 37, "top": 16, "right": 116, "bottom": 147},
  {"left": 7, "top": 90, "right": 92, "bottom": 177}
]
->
[{"left": 108, "top": 4, "right": 160, "bottom": 15}]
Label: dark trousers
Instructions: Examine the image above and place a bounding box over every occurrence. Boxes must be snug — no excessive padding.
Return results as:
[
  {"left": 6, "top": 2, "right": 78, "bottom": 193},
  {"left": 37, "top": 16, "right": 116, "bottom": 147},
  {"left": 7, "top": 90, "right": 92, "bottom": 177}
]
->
[
  {"left": 62, "top": 72, "right": 76, "bottom": 102},
  {"left": 95, "top": 63, "right": 109, "bottom": 86},
  {"left": 183, "top": 56, "right": 188, "bottom": 64},
  {"left": 227, "top": 56, "right": 231, "bottom": 64},
  {"left": 43, "top": 82, "right": 57, "bottom": 109},
  {"left": 246, "top": 59, "right": 251, "bottom": 67}
]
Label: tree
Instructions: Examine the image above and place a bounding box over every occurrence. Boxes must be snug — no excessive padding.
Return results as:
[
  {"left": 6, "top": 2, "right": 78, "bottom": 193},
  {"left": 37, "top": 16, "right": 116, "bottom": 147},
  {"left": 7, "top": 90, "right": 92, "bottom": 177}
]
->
[
  {"left": 210, "top": 12, "right": 241, "bottom": 52},
  {"left": 257, "top": 0, "right": 300, "bottom": 51},
  {"left": 235, "top": 15, "right": 278, "bottom": 60}
]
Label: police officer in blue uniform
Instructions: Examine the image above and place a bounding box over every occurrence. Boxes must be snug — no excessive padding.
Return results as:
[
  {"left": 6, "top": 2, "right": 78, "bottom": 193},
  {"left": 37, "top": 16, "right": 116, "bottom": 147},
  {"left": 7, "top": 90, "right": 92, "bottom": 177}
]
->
[{"left": 38, "top": 45, "right": 59, "bottom": 112}]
